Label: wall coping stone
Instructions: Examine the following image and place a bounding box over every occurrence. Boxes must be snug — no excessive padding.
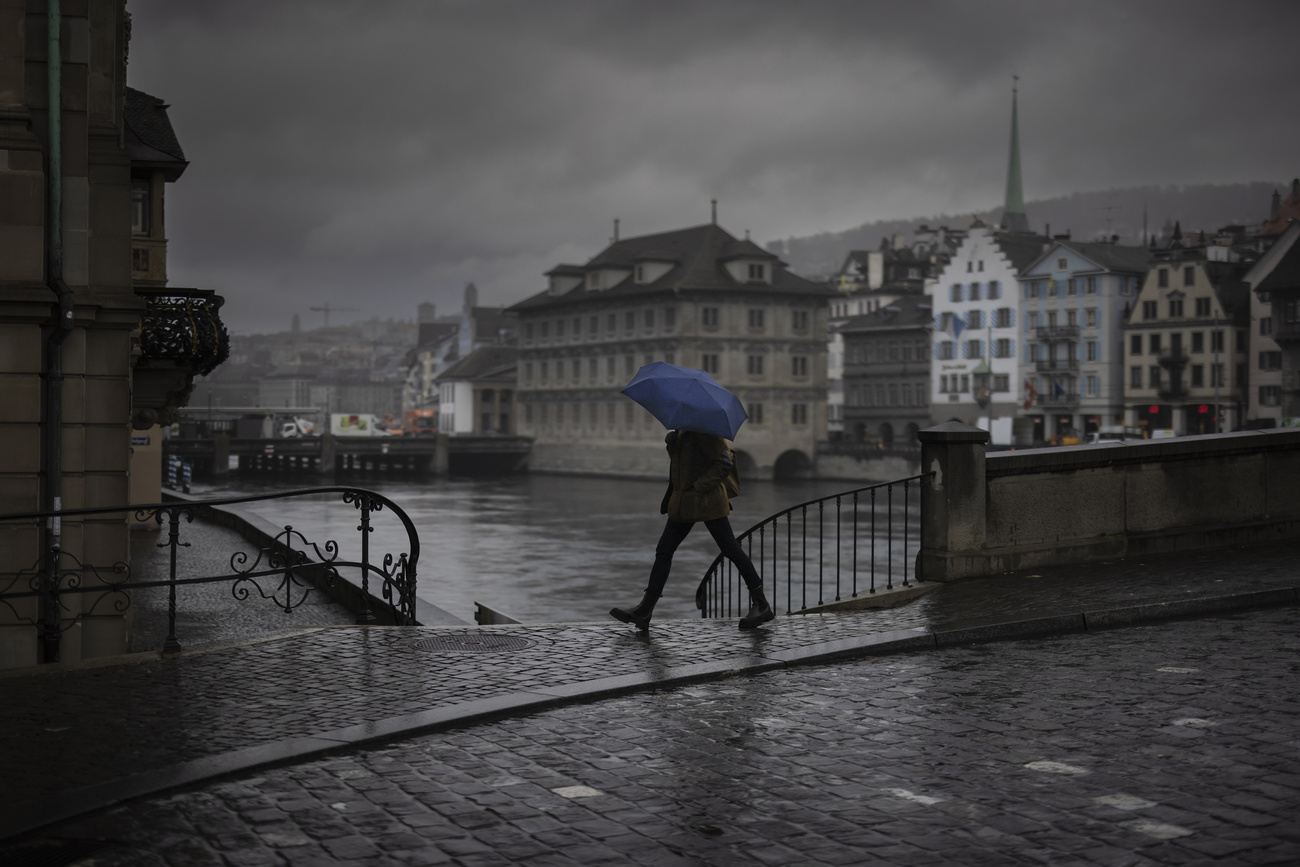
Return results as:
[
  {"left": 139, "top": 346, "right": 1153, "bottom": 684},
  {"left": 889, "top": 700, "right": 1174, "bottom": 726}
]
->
[
  {"left": 918, "top": 421, "right": 991, "bottom": 444},
  {"left": 987, "top": 427, "right": 1300, "bottom": 478}
]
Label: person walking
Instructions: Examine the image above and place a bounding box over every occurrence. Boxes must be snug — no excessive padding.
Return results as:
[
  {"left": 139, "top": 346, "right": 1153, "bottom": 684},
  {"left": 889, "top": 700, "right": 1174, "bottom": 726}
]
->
[{"left": 611, "top": 430, "right": 774, "bottom": 631}]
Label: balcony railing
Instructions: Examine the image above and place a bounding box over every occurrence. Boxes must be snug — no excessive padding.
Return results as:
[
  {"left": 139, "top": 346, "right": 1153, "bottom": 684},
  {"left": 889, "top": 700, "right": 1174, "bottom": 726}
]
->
[
  {"left": 136, "top": 286, "right": 230, "bottom": 376},
  {"left": 1037, "top": 391, "right": 1081, "bottom": 408},
  {"left": 1035, "top": 358, "right": 1078, "bottom": 372},
  {"left": 1036, "top": 325, "right": 1080, "bottom": 340},
  {"left": 1157, "top": 351, "right": 1190, "bottom": 370}
]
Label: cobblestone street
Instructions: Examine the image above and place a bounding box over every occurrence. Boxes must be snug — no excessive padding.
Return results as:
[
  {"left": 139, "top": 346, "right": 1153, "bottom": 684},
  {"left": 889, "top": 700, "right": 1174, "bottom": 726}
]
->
[{"left": 20, "top": 607, "right": 1300, "bottom": 866}]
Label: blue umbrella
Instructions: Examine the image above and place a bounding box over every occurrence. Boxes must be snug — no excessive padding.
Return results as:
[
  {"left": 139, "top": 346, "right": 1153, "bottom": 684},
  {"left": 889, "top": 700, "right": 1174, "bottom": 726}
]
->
[{"left": 621, "top": 362, "right": 748, "bottom": 440}]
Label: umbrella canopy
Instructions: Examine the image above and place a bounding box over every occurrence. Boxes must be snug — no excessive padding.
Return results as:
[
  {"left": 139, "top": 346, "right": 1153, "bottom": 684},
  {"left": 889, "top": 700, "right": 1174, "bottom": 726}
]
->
[{"left": 621, "top": 362, "right": 748, "bottom": 440}]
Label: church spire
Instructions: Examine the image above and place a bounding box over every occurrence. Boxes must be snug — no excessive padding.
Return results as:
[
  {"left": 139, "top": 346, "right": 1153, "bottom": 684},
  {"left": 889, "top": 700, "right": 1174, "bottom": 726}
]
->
[{"left": 999, "top": 76, "right": 1029, "bottom": 233}]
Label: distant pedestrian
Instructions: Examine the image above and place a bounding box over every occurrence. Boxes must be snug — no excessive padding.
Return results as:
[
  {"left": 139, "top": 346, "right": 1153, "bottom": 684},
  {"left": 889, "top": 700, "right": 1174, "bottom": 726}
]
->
[{"left": 611, "top": 430, "right": 773, "bottom": 631}]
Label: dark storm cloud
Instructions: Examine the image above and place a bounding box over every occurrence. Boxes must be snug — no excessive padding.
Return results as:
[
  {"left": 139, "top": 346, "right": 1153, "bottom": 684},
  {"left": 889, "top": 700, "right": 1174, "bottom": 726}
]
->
[{"left": 125, "top": 0, "right": 1300, "bottom": 333}]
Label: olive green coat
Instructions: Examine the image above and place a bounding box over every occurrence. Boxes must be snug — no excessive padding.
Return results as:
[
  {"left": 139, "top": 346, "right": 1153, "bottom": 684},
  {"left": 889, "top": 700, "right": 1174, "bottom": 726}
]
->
[{"left": 659, "top": 431, "right": 733, "bottom": 523}]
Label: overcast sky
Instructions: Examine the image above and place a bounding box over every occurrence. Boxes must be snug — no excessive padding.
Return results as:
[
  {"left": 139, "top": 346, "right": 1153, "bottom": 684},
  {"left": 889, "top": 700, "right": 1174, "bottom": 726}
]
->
[{"left": 126, "top": 0, "right": 1300, "bottom": 334}]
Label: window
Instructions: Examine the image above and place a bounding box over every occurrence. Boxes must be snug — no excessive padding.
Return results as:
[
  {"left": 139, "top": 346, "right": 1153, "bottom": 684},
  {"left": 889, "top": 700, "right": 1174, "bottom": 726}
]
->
[
  {"left": 1130, "top": 334, "right": 1142, "bottom": 356},
  {"left": 1183, "top": 266, "right": 1195, "bottom": 287},
  {"left": 1191, "top": 332, "right": 1204, "bottom": 353},
  {"left": 588, "top": 358, "right": 598, "bottom": 382},
  {"left": 1169, "top": 298, "right": 1183, "bottom": 318},
  {"left": 588, "top": 272, "right": 602, "bottom": 290},
  {"left": 540, "top": 321, "right": 550, "bottom": 339},
  {"left": 635, "top": 264, "right": 645, "bottom": 283},
  {"left": 970, "top": 283, "right": 982, "bottom": 301},
  {"left": 747, "top": 355, "right": 764, "bottom": 376},
  {"left": 1158, "top": 268, "right": 1169, "bottom": 288},
  {"left": 701, "top": 307, "right": 719, "bottom": 328},
  {"left": 1149, "top": 334, "right": 1162, "bottom": 355},
  {"left": 1211, "top": 330, "right": 1224, "bottom": 353},
  {"left": 1047, "top": 311, "right": 1058, "bottom": 328},
  {"left": 792, "top": 356, "right": 808, "bottom": 377},
  {"left": 1048, "top": 279, "right": 1058, "bottom": 297},
  {"left": 988, "top": 280, "right": 1001, "bottom": 299},
  {"left": 1027, "top": 311, "right": 1039, "bottom": 330},
  {"left": 747, "top": 263, "right": 765, "bottom": 281},
  {"left": 524, "top": 323, "right": 534, "bottom": 341},
  {"left": 1211, "top": 363, "right": 1225, "bottom": 387},
  {"left": 556, "top": 319, "right": 565, "bottom": 337},
  {"left": 1260, "top": 351, "right": 1283, "bottom": 370},
  {"left": 1260, "top": 385, "right": 1281, "bottom": 406},
  {"left": 1191, "top": 365, "right": 1204, "bottom": 388},
  {"left": 1067, "top": 310, "right": 1078, "bottom": 327},
  {"left": 571, "top": 360, "right": 580, "bottom": 383},
  {"left": 540, "top": 361, "right": 549, "bottom": 382},
  {"left": 792, "top": 310, "right": 809, "bottom": 332},
  {"left": 791, "top": 403, "right": 808, "bottom": 425},
  {"left": 524, "top": 362, "right": 534, "bottom": 384},
  {"left": 573, "top": 317, "right": 581, "bottom": 337},
  {"left": 1086, "top": 341, "right": 1098, "bottom": 362},
  {"left": 132, "top": 247, "right": 150, "bottom": 272},
  {"left": 131, "top": 179, "right": 150, "bottom": 234},
  {"left": 968, "top": 310, "right": 983, "bottom": 329},
  {"left": 607, "top": 313, "right": 617, "bottom": 332},
  {"left": 624, "top": 355, "right": 634, "bottom": 377},
  {"left": 993, "top": 374, "right": 1009, "bottom": 392},
  {"left": 749, "top": 403, "right": 764, "bottom": 424},
  {"left": 1086, "top": 276, "right": 1097, "bottom": 295},
  {"left": 1195, "top": 297, "right": 1211, "bottom": 317},
  {"left": 959, "top": 374, "right": 969, "bottom": 393},
  {"left": 1130, "top": 366, "right": 1142, "bottom": 388},
  {"left": 748, "top": 309, "right": 765, "bottom": 329},
  {"left": 589, "top": 316, "right": 599, "bottom": 335},
  {"left": 995, "top": 307, "right": 1012, "bottom": 328},
  {"left": 1236, "top": 330, "right": 1246, "bottom": 352},
  {"left": 966, "top": 339, "right": 982, "bottom": 359},
  {"left": 606, "top": 356, "right": 615, "bottom": 379},
  {"left": 1085, "top": 375, "right": 1099, "bottom": 397},
  {"left": 978, "top": 260, "right": 984, "bottom": 272},
  {"left": 1142, "top": 301, "right": 1158, "bottom": 319},
  {"left": 664, "top": 307, "right": 676, "bottom": 329},
  {"left": 1057, "top": 258, "right": 1068, "bottom": 271},
  {"left": 995, "top": 338, "right": 1012, "bottom": 358},
  {"left": 950, "top": 284, "right": 962, "bottom": 302},
  {"left": 644, "top": 309, "right": 655, "bottom": 331},
  {"left": 1085, "top": 309, "right": 1097, "bottom": 328},
  {"left": 625, "top": 312, "right": 635, "bottom": 333},
  {"left": 967, "top": 261, "right": 973, "bottom": 273},
  {"left": 1067, "top": 277, "right": 1077, "bottom": 296},
  {"left": 939, "top": 341, "right": 955, "bottom": 360},
  {"left": 1260, "top": 316, "right": 1273, "bottom": 336},
  {"left": 1149, "top": 366, "right": 1162, "bottom": 388},
  {"left": 939, "top": 375, "right": 949, "bottom": 393},
  {"left": 701, "top": 353, "right": 719, "bottom": 374}
]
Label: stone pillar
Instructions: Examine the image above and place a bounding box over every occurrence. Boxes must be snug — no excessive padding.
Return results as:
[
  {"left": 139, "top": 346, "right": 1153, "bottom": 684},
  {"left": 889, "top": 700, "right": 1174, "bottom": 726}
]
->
[
  {"left": 212, "top": 432, "right": 230, "bottom": 476},
  {"left": 318, "top": 433, "right": 336, "bottom": 477},
  {"left": 917, "top": 421, "right": 990, "bottom": 582}
]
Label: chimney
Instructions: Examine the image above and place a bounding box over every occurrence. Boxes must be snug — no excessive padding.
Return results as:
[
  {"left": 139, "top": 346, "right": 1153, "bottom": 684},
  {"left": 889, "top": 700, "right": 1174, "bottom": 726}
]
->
[
  {"left": 711, "top": 198, "right": 717, "bottom": 225},
  {"left": 612, "top": 217, "right": 619, "bottom": 243},
  {"left": 1271, "top": 189, "right": 1281, "bottom": 221}
]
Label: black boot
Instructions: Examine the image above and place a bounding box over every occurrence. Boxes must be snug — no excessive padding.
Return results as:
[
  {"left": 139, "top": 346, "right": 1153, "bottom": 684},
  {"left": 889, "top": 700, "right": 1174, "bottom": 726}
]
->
[
  {"left": 738, "top": 587, "right": 774, "bottom": 630},
  {"left": 610, "top": 593, "right": 658, "bottom": 631}
]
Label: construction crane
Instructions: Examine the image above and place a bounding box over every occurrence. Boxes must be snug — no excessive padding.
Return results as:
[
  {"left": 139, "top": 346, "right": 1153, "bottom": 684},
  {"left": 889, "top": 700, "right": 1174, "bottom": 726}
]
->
[{"left": 309, "top": 303, "right": 359, "bottom": 327}]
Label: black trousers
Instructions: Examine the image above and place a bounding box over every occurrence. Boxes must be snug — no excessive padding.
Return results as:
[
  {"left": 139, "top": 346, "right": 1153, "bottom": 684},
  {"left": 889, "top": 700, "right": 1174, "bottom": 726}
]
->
[{"left": 646, "top": 516, "right": 763, "bottom": 599}]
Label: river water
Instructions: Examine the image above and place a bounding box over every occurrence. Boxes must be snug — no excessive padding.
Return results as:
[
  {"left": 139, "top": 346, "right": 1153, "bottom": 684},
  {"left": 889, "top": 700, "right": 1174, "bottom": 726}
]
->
[{"left": 190, "top": 473, "right": 919, "bottom": 625}]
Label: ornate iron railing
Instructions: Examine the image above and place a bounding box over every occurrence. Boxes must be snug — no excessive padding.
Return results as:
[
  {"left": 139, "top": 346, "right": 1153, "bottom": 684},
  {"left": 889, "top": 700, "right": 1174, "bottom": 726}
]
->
[
  {"left": 136, "top": 286, "right": 230, "bottom": 375},
  {"left": 695, "top": 474, "right": 929, "bottom": 619},
  {"left": 0, "top": 487, "right": 418, "bottom": 660}
]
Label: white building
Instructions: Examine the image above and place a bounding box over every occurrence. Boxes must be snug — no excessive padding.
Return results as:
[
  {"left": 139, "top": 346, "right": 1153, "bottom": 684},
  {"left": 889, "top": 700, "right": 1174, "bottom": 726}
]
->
[{"left": 928, "top": 223, "right": 1047, "bottom": 445}]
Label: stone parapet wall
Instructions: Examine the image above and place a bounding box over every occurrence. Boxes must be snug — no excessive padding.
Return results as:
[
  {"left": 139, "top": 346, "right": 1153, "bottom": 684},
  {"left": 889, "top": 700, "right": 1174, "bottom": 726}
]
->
[{"left": 919, "top": 424, "right": 1300, "bottom": 581}]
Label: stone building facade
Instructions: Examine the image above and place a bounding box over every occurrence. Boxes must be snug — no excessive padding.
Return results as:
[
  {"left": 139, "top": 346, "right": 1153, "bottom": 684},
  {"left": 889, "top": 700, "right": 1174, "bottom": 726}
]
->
[
  {"left": 837, "top": 293, "right": 933, "bottom": 449},
  {"left": 1123, "top": 251, "right": 1251, "bottom": 435},
  {"left": 508, "top": 222, "right": 833, "bottom": 478}
]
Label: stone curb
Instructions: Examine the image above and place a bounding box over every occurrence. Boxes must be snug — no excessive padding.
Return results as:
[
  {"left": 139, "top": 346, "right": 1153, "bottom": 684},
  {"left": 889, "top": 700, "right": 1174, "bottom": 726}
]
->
[{"left": 3, "top": 584, "right": 1296, "bottom": 842}]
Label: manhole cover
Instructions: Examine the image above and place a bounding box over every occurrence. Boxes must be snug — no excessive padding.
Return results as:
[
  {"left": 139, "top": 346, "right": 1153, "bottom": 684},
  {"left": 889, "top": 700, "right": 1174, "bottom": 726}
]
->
[{"left": 414, "top": 633, "right": 536, "bottom": 653}]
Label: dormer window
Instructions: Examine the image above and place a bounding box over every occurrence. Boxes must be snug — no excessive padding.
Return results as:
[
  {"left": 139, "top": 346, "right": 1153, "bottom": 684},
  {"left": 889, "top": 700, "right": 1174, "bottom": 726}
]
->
[
  {"left": 747, "top": 263, "right": 765, "bottom": 281},
  {"left": 635, "top": 264, "right": 645, "bottom": 283},
  {"left": 131, "top": 179, "right": 150, "bottom": 235},
  {"left": 588, "top": 271, "right": 602, "bottom": 290}
]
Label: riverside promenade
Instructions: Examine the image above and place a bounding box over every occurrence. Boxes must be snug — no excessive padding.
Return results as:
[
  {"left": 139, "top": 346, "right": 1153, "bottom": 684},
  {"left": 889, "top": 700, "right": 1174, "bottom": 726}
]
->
[{"left": 2, "top": 540, "right": 1298, "bottom": 865}]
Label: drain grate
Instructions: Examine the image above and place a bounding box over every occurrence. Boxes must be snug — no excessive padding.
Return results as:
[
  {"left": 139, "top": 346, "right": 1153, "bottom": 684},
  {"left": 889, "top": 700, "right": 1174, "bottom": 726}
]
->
[{"left": 414, "top": 633, "right": 536, "bottom": 653}]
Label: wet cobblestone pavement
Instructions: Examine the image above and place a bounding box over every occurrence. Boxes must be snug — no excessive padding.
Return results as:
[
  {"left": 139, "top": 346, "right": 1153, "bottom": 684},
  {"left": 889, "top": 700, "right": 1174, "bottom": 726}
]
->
[
  {"left": 1, "top": 538, "right": 1296, "bottom": 860},
  {"left": 18, "top": 607, "right": 1300, "bottom": 865}
]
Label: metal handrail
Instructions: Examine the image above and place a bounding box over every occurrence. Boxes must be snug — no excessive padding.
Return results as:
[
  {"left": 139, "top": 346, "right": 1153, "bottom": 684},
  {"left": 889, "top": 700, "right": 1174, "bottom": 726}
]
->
[
  {"left": 0, "top": 486, "right": 419, "bottom": 659},
  {"left": 695, "top": 473, "right": 930, "bottom": 619}
]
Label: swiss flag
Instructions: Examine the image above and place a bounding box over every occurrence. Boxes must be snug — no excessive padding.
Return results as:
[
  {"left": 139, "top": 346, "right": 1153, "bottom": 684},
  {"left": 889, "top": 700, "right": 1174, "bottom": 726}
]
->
[{"left": 1023, "top": 379, "right": 1037, "bottom": 410}]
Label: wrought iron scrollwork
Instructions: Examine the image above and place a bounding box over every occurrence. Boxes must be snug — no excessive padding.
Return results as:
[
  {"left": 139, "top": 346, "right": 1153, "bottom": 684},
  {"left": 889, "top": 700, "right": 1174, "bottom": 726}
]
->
[
  {"left": 0, "top": 486, "right": 421, "bottom": 660},
  {"left": 136, "top": 287, "right": 230, "bottom": 375}
]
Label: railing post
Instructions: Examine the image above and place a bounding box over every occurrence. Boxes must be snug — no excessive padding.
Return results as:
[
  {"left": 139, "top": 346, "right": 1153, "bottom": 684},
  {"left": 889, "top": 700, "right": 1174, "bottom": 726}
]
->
[
  {"left": 917, "top": 421, "right": 990, "bottom": 582},
  {"left": 162, "top": 508, "right": 184, "bottom": 654}
]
